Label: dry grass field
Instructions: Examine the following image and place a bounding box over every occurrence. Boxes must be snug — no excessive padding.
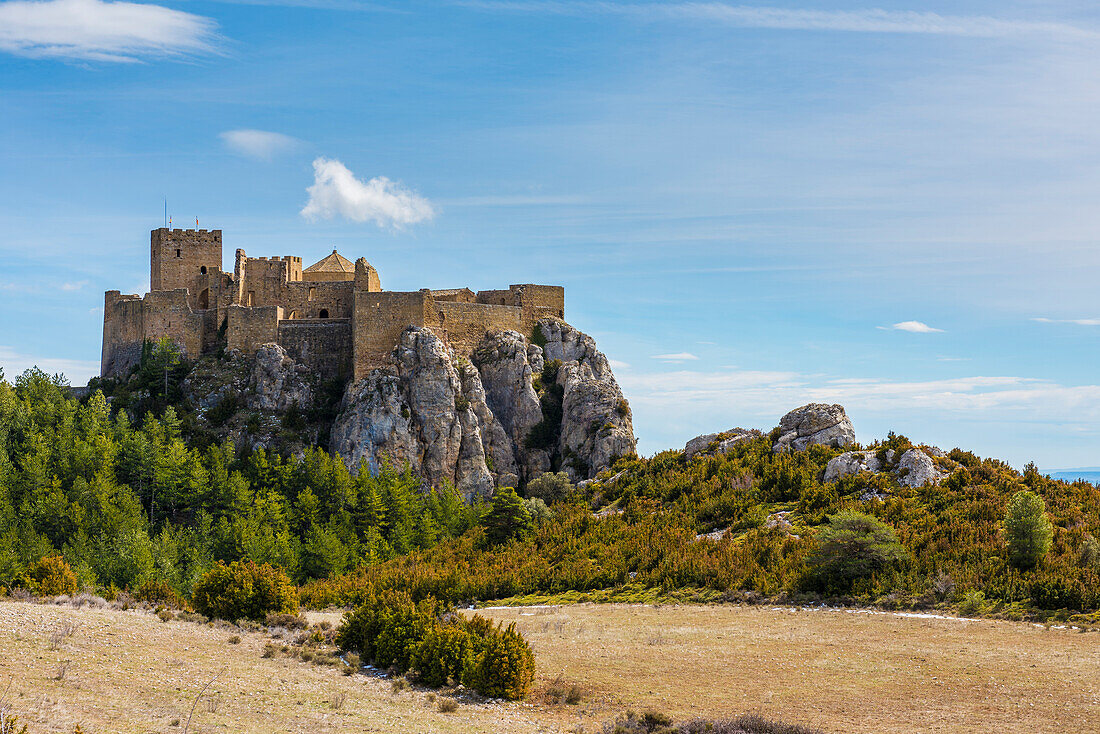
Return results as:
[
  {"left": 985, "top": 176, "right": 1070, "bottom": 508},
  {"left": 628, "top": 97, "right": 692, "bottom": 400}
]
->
[
  {"left": 480, "top": 603, "right": 1100, "bottom": 733},
  {"left": 3, "top": 598, "right": 1099, "bottom": 733},
  {"left": 0, "top": 600, "right": 552, "bottom": 734}
]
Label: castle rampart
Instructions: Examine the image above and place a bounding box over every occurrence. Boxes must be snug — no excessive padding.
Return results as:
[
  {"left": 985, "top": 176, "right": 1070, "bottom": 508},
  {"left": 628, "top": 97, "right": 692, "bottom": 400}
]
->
[{"left": 102, "top": 228, "right": 566, "bottom": 382}]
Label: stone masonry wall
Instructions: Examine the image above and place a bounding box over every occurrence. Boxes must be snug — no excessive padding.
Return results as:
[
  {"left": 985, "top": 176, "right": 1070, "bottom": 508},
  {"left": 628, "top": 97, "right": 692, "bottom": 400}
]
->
[
  {"left": 352, "top": 290, "right": 431, "bottom": 379},
  {"left": 141, "top": 289, "right": 205, "bottom": 359},
  {"left": 436, "top": 301, "right": 524, "bottom": 356},
  {"left": 101, "top": 291, "right": 145, "bottom": 377},
  {"left": 277, "top": 320, "right": 352, "bottom": 379},
  {"left": 226, "top": 304, "right": 281, "bottom": 354},
  {"left": 150, "top": 229, "right": 222, "bottom": 294}
]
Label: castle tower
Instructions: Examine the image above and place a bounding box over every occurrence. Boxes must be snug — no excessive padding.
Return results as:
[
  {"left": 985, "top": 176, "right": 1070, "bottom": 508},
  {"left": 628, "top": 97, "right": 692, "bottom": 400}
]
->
[{"left": 150, "top": 228, "right": 222, "bottom": 293}]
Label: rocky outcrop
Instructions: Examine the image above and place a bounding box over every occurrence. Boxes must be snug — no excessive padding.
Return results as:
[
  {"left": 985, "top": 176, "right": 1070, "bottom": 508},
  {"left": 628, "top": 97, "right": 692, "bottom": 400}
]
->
[
  {"left": 773, "top": 403, "right": 855, "bottom": 453},
  {"left": 472, "top": 330, "right": 548, "bottom": 483},
  {"left": 541, "top": 321, "right": 635, "bottom": 482},
  {"left": 896, "top": 448, "right": 948, "bottom": 488},
  {"left": 684, "top": 429, "right": 759, "bottom": 460},
  {"left": 823, "top": 450, "right": 883, "bottom": 483},
  {"left": 332, "top": 319, "right": 636, "bottom": 496},
  {"left": 331, "top": 328, "right": 497, "bottom": 498},
  {"left": 249, "top": 343, "right": 313, "bottom": 412}
]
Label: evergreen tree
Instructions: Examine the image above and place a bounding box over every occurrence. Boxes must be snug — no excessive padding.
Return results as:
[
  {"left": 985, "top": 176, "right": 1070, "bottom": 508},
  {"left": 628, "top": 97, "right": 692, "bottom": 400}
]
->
[
  {"left": 1004, "top": 490, "right": 1053, "bottom": 569},
  {"left": 482, "top": 487, "right": 532, "bottom": 545}
]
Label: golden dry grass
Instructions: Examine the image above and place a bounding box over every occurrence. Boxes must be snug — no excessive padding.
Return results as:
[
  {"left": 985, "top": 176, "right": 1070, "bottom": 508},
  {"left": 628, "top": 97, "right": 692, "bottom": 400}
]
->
[
  {"left": 4, "top": 599, "right": 1099, "bottom": 733},
  {"left": 0, "top": 600, "right": 550, "bottom": 734},
  {"left": 479, "top": 603, "right": 1100, "bottom": 733}
]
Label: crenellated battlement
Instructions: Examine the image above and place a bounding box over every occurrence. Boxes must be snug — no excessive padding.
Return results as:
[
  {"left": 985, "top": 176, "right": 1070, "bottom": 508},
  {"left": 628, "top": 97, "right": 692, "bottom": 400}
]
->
[{"left": 103, "top": 227, "right": 565, "bottom": 381}]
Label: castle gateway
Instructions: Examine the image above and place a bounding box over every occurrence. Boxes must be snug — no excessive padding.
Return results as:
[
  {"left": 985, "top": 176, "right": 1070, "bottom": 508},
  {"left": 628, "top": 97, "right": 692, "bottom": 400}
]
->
[{"left": 102, "top": 228, "right": 565, "bottom": 380}]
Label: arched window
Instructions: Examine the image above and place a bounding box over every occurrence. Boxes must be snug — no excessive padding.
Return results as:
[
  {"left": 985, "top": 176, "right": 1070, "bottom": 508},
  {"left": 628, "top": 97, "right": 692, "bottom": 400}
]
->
[
  {"left": 175, "top": 249, "right": 181, "bottom": 258},
  {"left": 200, "top": 266, "right": 207, "bottom": 275},
  {"left": 319, "top": 309, "right": 329, "bottom": 319}
]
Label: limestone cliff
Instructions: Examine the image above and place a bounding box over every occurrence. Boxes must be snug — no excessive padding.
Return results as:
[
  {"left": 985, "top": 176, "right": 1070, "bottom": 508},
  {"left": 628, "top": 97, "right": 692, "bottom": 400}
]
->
[{"left": 331, "top": 319, "right": 636, "bottom": 497}]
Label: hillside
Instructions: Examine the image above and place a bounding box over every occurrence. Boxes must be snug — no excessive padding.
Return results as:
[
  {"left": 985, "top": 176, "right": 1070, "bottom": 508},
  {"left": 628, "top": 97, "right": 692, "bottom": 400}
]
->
[{"left": 2, "top": 358, "right": 1099, "bottom": 619}]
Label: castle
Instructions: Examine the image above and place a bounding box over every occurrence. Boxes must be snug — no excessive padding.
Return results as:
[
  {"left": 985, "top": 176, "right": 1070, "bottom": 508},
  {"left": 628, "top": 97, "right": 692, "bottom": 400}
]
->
[{"left": 102, "top": 228, "right": 565, "bottom": 380}]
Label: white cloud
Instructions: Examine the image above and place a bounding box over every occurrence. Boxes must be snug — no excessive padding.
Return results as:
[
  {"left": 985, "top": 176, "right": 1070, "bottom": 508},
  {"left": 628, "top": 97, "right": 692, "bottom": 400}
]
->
[
  {"left": 0, "top": 346, "right": 99, "bottom": 385},
  {"left": 651, "top": 352, "right": 700, "bottom": 362},
  {"left": 608, "top": 358, "right": 631, "bottom": 369},
  {"left": 879, "top": 320, "right": 944, "bottom": 333},
  {"left": 0, "top": 0, "right": 218, "bottom": 62},
  {"left": 61, "top": 280, "right": 87, "bottom": 291},
  {"left": 1032, "top": 317, "right": 1100, "bottom": 326},
  {"left": 619, "top": 368, "right": 1100, "bottom": 422},
  {"left": 300, "top": 157, "right": 435, "bottom": 228},
  {"left": 460, "top": 2, "right": 1100, "bottom": 40},
  {"left": 220, "top": 129, "right": 299, "bottom": 161}
]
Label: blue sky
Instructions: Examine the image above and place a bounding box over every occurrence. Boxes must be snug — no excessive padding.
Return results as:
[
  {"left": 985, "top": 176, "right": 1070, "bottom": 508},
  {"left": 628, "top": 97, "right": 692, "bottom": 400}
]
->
[{"left": 2, "top": 0, "right": 1099, "bottom": 471}]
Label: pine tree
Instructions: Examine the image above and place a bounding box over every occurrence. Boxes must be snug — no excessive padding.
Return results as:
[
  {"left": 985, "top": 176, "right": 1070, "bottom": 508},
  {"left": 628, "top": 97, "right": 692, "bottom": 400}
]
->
[
  {"left": 1004, "top": 490, "right": 1053, "bottom": 569},
  {"left": 482, "top": 488, "right": 532, "bottom": 545}
]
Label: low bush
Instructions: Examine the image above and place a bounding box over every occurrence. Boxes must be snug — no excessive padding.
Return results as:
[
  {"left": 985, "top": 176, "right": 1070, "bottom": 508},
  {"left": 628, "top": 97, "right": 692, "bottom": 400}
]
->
[
  {"left": 134, "top": 579, "right": 186, "bottom": 609},
  {"left": 20, "top": 556, "right": 78, "bottom": 597},
  {"left": 336, "top": 592, "right": 536, "bottom": 699},
  {"left": 466, "top": 621, "right": 536, "bottom": 700},
  {"left": 191, "top": 560, "right": 299, "bottom": 621}
]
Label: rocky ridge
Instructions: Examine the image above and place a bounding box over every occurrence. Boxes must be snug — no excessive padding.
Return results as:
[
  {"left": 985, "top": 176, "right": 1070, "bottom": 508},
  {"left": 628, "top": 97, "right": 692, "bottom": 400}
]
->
[
  {"left": 331, "top": 319, "right": 636, "bottom": 498},
  {"left": 683, "top": 402, "right": 954, "bottom": 491}
]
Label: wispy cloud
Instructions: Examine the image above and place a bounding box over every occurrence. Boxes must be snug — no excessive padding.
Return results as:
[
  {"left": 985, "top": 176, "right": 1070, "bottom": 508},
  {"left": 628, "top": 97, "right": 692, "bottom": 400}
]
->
[
  {"left": 0, "top": 0, "right": 219, "bottom": 62},
  {"left": 620, "top": 369, "right": 1100, "bottom": 422},
  {"left": 1032, "top": 317, "right": 1100, "bottom": 326},
  {"left": 608, "top": 358, "right": 631, "bottom": 369},
  {"left": 220, "top": 129, "right": 300, "bottom": 161},
  {"left": 0, "top": 346, "right": 98, "bottom": 385},
  {"left": 878, "top": 320, "right": 943, "bottom": 333},
  {"left": 301, "top": 157, "right": 435, "bottom": 228},
  {"left": 651, "top": 352, "right": 700, "bottom": 362},
  {"left": 458, "top": 2, "right": 1100, "bottom": 40},
  {"left": 60, "top": 280, "right": 87, "bottom": 291}
]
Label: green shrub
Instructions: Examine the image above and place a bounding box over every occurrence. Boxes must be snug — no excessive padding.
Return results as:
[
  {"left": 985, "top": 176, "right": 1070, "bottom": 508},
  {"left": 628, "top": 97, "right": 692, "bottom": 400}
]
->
[
  {"left": 525, "top": 472, "right": 573, "bottom": 505},
  {"left": 467, "top": 621, "right": 536, "bottom": 700},
  {"left": 1004, "top": 490, "right": 1053, "bottom": 569},
  {"left": 190, "top": 560, "right": 299, "bottom": 621},
  {"left": 959, "top": 589, "right": 986, "bottom": 616},
  {"left": 0, "top": 713, "right": 29, "bottom": 734},
  {"left": 21, "top": 556, "right": 78, "bottom": 597},
  {"left": 807, "top": 511, "right": 907, "bottom": 591},
  {"left": 412, "top": 623, "right": 475, "bottom": 687},
  {"left": 134, "top": 578, "right": 186, "bottom": 609}
]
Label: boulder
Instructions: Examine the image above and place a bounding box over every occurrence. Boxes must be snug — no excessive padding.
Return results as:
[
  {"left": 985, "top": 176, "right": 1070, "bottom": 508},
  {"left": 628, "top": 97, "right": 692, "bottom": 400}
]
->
[
  {"left": 896, "top": 448, "right": 947, "bottom": 487},
  {"left": 823, "top": 450, "right": 883, "bottom": 483},
  {"left": 773, "top": 403, "right": 855, "bottom": 453},
  {"left": 684, "top": 429, "right": 758, "bottom": 460}
]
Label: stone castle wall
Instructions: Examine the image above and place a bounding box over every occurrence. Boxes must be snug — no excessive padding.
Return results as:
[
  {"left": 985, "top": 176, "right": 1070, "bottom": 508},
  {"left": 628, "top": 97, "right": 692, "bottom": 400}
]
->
[
  {"left": 436, "top": 301, "right": 525, "bottom": 356},
  {"left": 278, "top": 320, "right": 353, "bottom": 379},
  {"left": 226, "top": 305, "right": 281, "bottom": 354},
  {"left": 352, "top": 290, "right": 432, "bottom": 378},
  {"left": 102, "top": 229, "right": 566, "bottom": 381}
]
